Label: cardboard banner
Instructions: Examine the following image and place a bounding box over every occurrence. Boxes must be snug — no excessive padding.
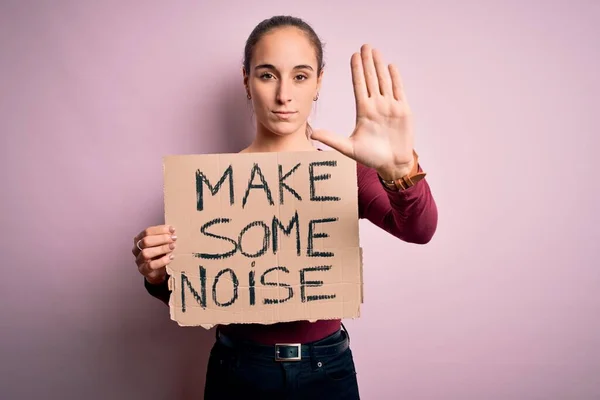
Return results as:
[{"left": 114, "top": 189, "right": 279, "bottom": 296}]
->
[{"left": 163, "top": 150, "right": 363, "bottom": 328}]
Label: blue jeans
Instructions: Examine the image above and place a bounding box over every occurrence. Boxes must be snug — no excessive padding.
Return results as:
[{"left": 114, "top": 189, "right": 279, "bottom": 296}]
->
[{"left": 204, "top": 328, "right": 360, "bottom": 399}]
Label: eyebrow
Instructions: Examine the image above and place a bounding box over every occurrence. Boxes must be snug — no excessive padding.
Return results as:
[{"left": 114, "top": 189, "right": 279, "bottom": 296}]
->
[{"left": 255, "top": 64, "right": 314, "bottom": 72}]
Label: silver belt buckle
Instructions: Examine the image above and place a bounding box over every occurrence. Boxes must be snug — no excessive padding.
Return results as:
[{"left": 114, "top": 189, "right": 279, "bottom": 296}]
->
[{"left": 275, "top": 343, "right": 302, "bottom": 361}]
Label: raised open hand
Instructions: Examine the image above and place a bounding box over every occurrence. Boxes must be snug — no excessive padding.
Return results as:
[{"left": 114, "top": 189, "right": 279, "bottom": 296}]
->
[{"left": 311, "top": 44, "right": 415, "bottom": 180}]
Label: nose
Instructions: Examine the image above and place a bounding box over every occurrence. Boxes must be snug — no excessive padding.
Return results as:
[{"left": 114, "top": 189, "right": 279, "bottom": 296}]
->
[{"left": 276, "top": 79, "right": 292, "bottom": 104}]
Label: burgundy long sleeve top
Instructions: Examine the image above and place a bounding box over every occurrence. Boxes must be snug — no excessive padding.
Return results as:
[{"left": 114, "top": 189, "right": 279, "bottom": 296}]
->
[{"left": 144, "top": 161, "right": 438, "bottom": 344}]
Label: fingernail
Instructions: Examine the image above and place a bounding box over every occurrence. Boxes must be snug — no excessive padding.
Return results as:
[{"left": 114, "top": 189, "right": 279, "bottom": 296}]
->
[
  {"left": 169, "top": 254, "right": 175, "bottom": 260},
  {"left": 171, "top": 235, "right": 177, "bottom": 241},
  {"left": 169, "top": 243, "right": 175, "bottom": 250},
  {"left": 169, "top": 226, "right": 175, "bottom": 233}
]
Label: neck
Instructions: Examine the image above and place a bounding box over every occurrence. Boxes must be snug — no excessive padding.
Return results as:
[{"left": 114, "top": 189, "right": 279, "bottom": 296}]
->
[{"left": 244, "top": 122, "right": 317, "bottom": 153}]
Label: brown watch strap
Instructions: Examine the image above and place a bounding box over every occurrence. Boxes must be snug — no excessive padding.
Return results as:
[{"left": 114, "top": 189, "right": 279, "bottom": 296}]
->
[{"left": 378, "top": 150, "right": 427, "bottom": 191}]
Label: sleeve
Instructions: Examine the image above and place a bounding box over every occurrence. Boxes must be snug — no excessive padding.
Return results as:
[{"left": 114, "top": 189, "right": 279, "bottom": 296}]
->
[
  {"left": 144, "top": 275, "right": 171, "bottom": 306},
  {"left": 357, "top": 161, "right": 438, "bottom": 244}
]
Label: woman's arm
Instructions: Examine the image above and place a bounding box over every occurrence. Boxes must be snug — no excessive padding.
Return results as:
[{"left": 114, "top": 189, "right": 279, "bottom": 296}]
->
[
  {"left": 311, "top": 45, "right": 437, "bottom": 243},
  {"left": 357, "top": 161, "right": 437, "bottom": 244}
]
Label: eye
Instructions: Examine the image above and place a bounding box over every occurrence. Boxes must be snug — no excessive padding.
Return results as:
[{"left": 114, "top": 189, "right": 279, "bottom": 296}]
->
[
  {"left": 295, "top": 75, "right": 308, "bottom": 81},
  {"left": 260, "top": 72, "right": 275, "bottom": 80}
]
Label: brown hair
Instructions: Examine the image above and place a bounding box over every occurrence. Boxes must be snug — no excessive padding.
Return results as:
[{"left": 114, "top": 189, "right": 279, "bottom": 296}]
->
[{"left": 243, "top": 15, "right": 325, "bottom": 75}]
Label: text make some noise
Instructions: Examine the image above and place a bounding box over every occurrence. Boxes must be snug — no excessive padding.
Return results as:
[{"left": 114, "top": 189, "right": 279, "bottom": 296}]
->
[{"left": 179, "top": 158, "right": 354, "bottom": 311}]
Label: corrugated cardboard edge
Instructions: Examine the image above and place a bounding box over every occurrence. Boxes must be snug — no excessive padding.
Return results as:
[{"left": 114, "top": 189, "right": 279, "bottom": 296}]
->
[
  {"left": 163, "top": 156, "right": 175, "bottom": 323},
  {"left": 359, "top": 247, "right": 364, "bottom": 305}
]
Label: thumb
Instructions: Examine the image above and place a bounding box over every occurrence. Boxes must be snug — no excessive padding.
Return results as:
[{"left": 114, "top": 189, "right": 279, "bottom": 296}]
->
[{"left": 310, "top": 129, "right": 354, "bottom": 158}]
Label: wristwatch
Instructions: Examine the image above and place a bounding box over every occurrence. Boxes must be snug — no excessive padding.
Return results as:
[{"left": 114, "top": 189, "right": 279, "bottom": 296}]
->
[{"left": 378, "top": 150, "right": 427, "bottom": 191}]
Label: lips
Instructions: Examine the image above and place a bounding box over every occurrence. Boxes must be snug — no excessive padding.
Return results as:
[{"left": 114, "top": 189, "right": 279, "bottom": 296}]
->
[{"left": 272, "top": 111, "right": 297, "bottom": 120}]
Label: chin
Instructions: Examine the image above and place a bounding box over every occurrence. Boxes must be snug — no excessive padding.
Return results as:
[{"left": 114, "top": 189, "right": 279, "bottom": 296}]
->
[{"left": 264, "top": 121, "right": 302, "bottom": 137}]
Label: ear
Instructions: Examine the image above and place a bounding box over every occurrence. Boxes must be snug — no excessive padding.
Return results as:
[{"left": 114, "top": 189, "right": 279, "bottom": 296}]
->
[
  {"left": 242, "top": 66, "right": 249, "bottom": 91},
  {"left": 316, "top": 68, "right": 324, "bottom": 95}
]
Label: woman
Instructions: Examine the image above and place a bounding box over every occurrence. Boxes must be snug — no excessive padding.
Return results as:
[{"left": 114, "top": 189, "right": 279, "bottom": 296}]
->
[{"left": 132, "top": 15, "right": 438, "bottom": 400}]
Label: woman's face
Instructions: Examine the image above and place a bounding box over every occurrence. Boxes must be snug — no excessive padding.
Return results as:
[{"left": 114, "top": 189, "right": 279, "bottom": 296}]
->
[{"left": 244, "top": 27, "right": 322, "bottom": 137}]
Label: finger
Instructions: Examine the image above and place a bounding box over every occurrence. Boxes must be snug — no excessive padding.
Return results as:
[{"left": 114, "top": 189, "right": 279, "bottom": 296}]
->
[
  {"left": 138, "top": 251, "right": 171, "bottom": 276},
  {"left": 138, "top": 261, "right": 167, "bottom": 281},
  {"left": 147, "top": 253, "right": 174, "bottom": 271},
  {"left": 132, "top": 241, "right": 144, "bottom": 258},
  {"left": 133, "top": 228, "right": 175, "bottom": 258},
  {"left": 351, "top": 52, "right": 368, "bottom": 104},
  {"left": 361, "top": 44, "right": 379, "bottom": 97},
  {"left": 388, "top": 64, "right": 406, "bottom": 102},
  {"left": 134, "top": 224, "right": 175, "bottom": 243},
  {"left": 373, "top": 49, "right": 392, "bottom": 96},
  {"left": 136, "top": 232, "right": 177, "bottom": 252},
  {"left": 310, "top": 129, "right": 354, "bottom": 159},
  {"left": 137, "top": 242, "right": 176, "bottom": 263}
]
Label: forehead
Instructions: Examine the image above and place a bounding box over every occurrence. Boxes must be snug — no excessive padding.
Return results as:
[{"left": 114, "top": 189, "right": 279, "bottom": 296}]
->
[{"left": 251, "top": 27, "right": 317, "bottom": 69}]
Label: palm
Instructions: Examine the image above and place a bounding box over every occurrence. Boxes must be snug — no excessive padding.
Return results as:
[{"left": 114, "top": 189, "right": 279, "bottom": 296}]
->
[{"left": 312, "top": 45, "right": 414, "bottom": 178}]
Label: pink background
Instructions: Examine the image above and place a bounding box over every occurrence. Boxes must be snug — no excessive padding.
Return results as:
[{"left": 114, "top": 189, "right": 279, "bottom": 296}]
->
[{"left": 2, "top": 1, "right": 599, "bottom": 399}]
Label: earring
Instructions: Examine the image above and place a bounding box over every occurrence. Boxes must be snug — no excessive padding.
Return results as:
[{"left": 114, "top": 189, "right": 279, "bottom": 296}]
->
[
  {"left": 247, "top": 93, "right": 252, "bottom": 100},
  {"left": 313, "top": 93, "right": 319, "bottom": 101}
]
